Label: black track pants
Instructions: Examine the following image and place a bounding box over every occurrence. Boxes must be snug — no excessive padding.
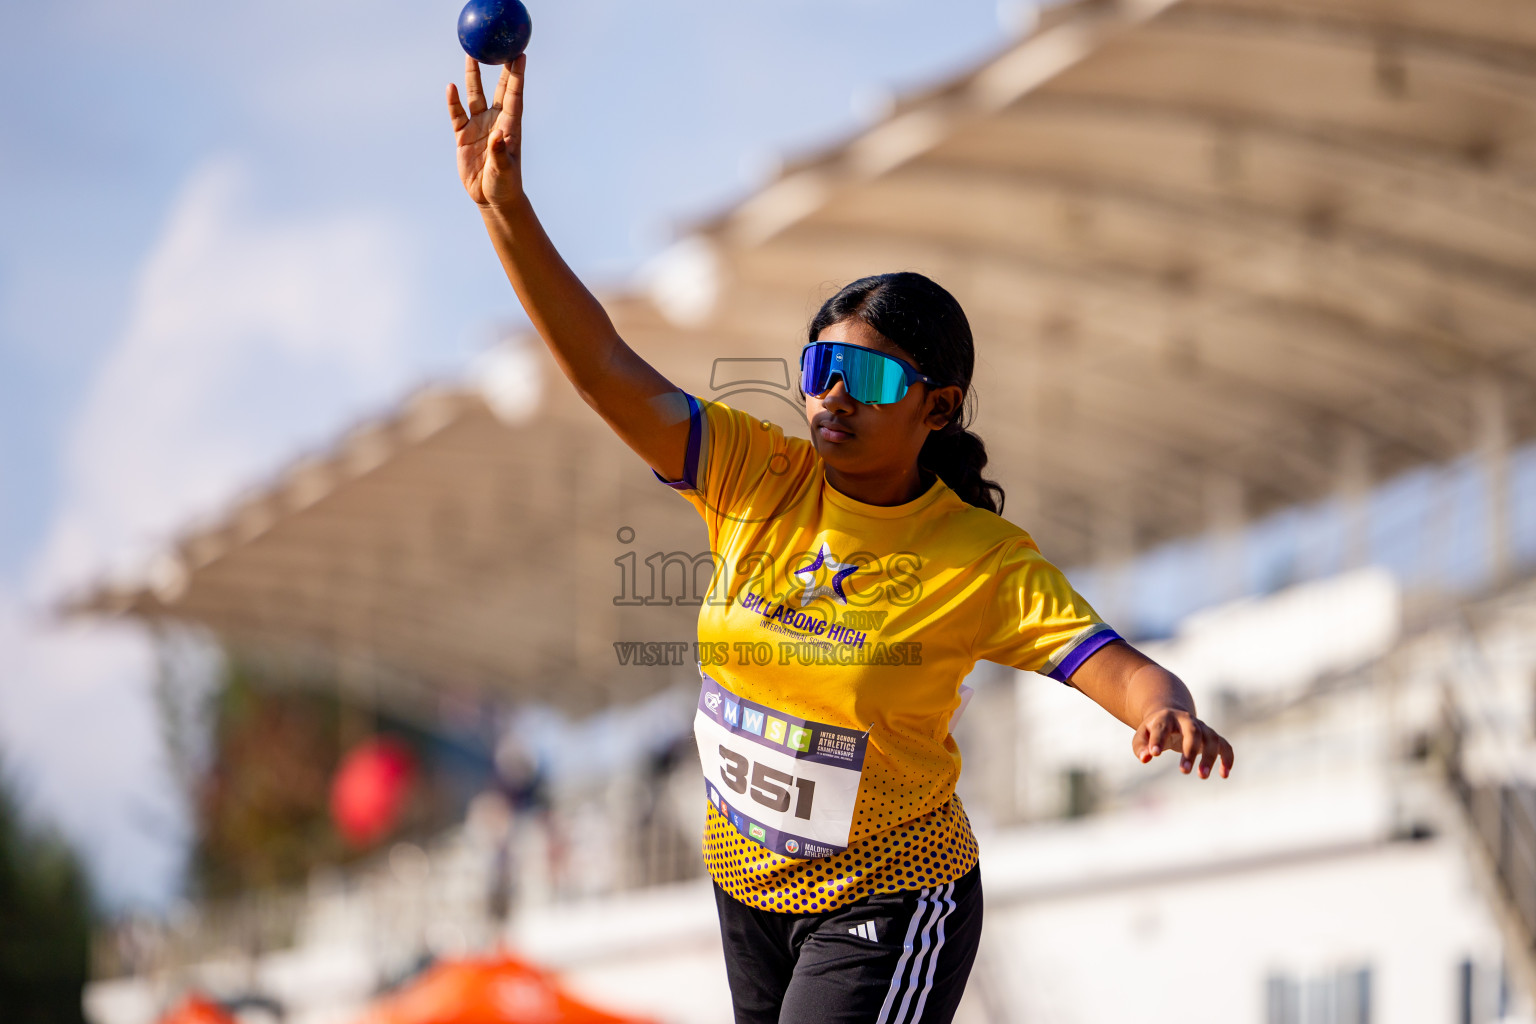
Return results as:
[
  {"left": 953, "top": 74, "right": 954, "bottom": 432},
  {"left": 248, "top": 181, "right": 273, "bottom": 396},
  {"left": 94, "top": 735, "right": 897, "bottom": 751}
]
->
[{"left": 712, "top": 864, "right": 983, "bottom": 1024}]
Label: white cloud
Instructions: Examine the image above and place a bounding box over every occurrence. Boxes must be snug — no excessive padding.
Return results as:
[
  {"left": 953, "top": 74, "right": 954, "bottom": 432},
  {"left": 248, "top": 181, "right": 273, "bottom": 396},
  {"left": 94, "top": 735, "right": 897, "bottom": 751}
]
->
[
  {"left": 0, "top": 155, "right": 419, "bottom": 908},
  {"left": 0, "top": 592, "right": 187, "bottom": 909},
  {"left": 35, "top": 155, "right": 415, "bottom": 597}
]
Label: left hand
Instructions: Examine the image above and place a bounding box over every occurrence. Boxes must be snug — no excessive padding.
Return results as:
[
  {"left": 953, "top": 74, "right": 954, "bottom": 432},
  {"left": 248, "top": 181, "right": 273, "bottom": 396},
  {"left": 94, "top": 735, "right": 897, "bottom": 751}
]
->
[{"left": 1133, "top": 708, "right": 1233, "bottom": 779}]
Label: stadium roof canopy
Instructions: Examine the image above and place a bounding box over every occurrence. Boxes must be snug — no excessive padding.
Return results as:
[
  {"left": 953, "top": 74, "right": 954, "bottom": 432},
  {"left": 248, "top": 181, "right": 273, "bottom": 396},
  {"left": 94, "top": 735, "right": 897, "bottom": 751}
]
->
[{"left": 72, "top": 0, "right": 1536, "bottom": 714}]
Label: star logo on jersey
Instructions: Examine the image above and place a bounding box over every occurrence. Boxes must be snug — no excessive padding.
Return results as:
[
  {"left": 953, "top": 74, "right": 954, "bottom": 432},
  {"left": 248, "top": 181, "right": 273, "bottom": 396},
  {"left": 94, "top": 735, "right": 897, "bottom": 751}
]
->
[{"left": 793, "top": 542, "right": 859, "bottom": 607}]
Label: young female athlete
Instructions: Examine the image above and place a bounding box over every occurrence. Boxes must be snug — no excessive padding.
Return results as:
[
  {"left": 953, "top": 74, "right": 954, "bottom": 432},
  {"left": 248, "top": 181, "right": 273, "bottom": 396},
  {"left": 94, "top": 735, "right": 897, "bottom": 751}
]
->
[{"left": 449, "top": 54, "right": 1235, "bottom": 1024}]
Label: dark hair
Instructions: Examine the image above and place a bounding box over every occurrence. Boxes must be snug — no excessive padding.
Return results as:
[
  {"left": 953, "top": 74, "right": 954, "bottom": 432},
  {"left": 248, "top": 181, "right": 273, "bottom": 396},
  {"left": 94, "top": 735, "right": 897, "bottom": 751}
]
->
[{"left": 807, "top": 272, "right": 1005, "bottom": 515}]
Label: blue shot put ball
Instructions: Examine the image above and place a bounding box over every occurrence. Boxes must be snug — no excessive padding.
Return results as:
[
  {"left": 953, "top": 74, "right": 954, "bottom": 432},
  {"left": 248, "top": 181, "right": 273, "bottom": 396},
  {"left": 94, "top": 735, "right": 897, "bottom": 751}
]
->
[{"left": 458, "top": 0, "right": 533, "bottom": 65}]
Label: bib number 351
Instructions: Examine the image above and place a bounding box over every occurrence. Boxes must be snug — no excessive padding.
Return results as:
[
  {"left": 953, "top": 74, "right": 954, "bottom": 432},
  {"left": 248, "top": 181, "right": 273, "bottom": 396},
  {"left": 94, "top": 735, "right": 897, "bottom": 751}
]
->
[{"left": 719, "top": 745, "right": 816, "bottom": 818}]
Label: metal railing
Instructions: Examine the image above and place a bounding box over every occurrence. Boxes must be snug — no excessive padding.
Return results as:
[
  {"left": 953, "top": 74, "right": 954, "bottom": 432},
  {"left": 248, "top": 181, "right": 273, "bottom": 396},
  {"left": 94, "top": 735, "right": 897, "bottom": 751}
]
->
[
  {"left": 90, "top": 766, "right": 705, "bottom": 984},
  {"left": 1437, "top": 690, "right": 1536, "bottom": 1000}
]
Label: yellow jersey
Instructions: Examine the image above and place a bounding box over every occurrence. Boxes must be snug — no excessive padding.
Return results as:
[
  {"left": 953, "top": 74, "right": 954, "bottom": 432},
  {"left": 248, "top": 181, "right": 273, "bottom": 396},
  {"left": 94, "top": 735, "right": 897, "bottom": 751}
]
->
[{"left": 654, "top": 393, "right": 1119, "bottom": 912}]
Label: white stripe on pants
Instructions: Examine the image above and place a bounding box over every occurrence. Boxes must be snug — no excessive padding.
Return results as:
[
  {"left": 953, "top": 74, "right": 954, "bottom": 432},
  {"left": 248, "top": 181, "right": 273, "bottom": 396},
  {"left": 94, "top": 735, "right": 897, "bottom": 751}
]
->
[{"left": 874, "top": 882, "right": 957, "bottom": 1024}]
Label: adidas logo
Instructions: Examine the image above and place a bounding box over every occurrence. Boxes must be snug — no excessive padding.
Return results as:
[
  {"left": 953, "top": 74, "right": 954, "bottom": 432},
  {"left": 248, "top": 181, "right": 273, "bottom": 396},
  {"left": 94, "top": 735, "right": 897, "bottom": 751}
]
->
[{"left": 847, "top": 921, "right": 878, "bottom": 942}]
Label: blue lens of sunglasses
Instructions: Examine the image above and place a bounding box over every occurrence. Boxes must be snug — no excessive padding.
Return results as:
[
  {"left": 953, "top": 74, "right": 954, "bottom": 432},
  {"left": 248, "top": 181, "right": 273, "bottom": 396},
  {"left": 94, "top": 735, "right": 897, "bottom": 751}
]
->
[{"left": 800, "top": 342, "right": 932, "bottom": 406}]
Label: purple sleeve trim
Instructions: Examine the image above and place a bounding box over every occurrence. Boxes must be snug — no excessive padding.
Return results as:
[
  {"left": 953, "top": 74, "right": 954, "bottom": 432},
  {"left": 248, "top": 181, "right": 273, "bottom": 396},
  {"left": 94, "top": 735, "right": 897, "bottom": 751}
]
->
[
  {"left": 1047, "top": 627, "right": 1122, "bottom": 683},
  {"left": 650, "top": 392, "right": 703, "bottom": 490}
]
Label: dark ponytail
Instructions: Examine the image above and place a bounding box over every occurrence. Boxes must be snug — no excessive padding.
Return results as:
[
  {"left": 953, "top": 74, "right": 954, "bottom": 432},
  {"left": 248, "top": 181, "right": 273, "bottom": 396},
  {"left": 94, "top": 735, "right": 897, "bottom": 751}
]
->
[{"left": 807, "top": 272, "right": 1006, "bottom": 516}]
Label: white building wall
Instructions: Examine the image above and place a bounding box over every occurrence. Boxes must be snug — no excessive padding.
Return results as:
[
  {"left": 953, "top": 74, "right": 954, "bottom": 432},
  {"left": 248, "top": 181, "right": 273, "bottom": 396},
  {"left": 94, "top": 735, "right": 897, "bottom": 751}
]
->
[{"left": 979, "top": 838, "right": 1508, "bottom": 1024}]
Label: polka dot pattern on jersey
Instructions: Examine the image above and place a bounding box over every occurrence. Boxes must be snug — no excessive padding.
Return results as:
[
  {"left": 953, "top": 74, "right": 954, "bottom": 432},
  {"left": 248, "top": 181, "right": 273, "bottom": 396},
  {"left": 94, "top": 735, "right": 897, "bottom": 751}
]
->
[{"left": 704, "top": 795, "right": 979, "bottom": 912}]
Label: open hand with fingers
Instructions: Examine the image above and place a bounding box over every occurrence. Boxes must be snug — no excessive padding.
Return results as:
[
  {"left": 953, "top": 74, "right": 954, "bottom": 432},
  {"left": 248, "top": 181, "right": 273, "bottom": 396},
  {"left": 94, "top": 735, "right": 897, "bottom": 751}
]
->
[
  {"left": 447, "top": 54, "right": 527, "bottom": 209},
  {"left": 1063, "top": 639, "right": 1235, "bottom": 781},
  {"left": 1134, "top": 707, "right": 1234, "bottom": 779}
]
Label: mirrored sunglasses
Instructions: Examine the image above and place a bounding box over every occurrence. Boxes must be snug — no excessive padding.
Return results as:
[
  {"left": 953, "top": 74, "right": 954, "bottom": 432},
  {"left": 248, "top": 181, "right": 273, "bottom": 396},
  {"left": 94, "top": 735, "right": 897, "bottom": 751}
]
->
[{"left": 799, "top": 341, "right": 936, "bottom": 407}]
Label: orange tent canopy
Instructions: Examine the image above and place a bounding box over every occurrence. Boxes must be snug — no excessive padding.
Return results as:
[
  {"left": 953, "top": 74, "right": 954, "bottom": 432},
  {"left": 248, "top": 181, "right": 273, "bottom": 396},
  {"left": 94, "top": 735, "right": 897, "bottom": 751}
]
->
[
  {"left": 355, "top": 952, "right": 657, "bottom": 1024},
  {"left": 157, "top": 995, "right": 239, "bottom": 1024}
]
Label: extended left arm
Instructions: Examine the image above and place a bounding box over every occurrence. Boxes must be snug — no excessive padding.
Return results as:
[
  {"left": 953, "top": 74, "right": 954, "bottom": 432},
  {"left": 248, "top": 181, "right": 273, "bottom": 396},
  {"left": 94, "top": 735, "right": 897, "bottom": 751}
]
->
[{"left": 1067, "top": 640, "right": 1235, "bottom": 779}]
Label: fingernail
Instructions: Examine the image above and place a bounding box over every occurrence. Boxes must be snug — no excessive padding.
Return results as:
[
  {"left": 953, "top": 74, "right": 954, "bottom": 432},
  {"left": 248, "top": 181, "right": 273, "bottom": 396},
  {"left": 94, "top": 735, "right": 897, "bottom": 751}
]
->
[
  {"left": 1181, "top": 757, "right": 1191, "bottom": 771},
  {"left": 1200, "top": 765, "right": 1209, "bottom": 778},
  {"left": 1149, "top": 745, "right": 1159, "bottom": 756}
]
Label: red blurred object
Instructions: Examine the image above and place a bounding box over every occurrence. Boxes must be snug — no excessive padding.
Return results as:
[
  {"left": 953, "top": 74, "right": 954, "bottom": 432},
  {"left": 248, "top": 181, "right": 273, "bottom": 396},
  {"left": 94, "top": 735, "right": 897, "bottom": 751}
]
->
[
  {"left": 355, "top": 952, "right": 656, "bottom": 1024},
  {"left": 330, "top": 736, "right": 417, "bottom": 847},
  {"left": 157, "top": 994, "right": 239, "bottom": 1024}
]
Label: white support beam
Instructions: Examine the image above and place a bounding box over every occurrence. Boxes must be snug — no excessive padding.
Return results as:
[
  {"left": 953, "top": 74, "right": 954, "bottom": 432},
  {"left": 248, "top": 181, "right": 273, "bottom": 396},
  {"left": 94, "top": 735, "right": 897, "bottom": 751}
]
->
[
  {"left": 1472, "top": 375, "right": 1512, "bottom": 584},
  {"left": 1335, "top": 425, "right": 1373, "bottom": 570}
]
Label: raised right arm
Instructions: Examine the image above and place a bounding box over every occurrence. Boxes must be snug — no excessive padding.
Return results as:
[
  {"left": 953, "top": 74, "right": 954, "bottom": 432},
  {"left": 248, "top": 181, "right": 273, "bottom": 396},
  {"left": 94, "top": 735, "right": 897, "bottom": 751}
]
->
[{"left": 448, "top": 54, "right": 691, "bottom": 482}]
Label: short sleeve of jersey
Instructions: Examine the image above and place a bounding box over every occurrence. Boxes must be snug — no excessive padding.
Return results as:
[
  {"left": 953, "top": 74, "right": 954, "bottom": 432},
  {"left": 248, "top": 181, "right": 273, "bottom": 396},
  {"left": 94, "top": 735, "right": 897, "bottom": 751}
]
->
[
  {"left": 970, "top": 537, "right": 1122, "bottom": 683},
  {"left": 650, "top": 393, "right": 789, "bottom": 544}
]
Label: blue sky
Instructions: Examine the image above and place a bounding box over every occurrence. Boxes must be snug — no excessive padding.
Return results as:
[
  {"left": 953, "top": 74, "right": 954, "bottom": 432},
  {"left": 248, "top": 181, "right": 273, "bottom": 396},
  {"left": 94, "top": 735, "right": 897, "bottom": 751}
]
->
[
  {"left": 0, "top": 0, "right": 1039, "bottom": 908},
  {"left": 7, "top": 0, "right": 1529, "bottom": 913}
]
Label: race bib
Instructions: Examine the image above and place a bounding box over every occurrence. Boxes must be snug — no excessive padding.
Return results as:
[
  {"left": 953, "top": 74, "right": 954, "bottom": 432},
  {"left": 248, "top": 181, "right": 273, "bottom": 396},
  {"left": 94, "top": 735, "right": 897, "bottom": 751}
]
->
[{"left": 695, "top": 668, "right": 868, "bottom": 859}]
